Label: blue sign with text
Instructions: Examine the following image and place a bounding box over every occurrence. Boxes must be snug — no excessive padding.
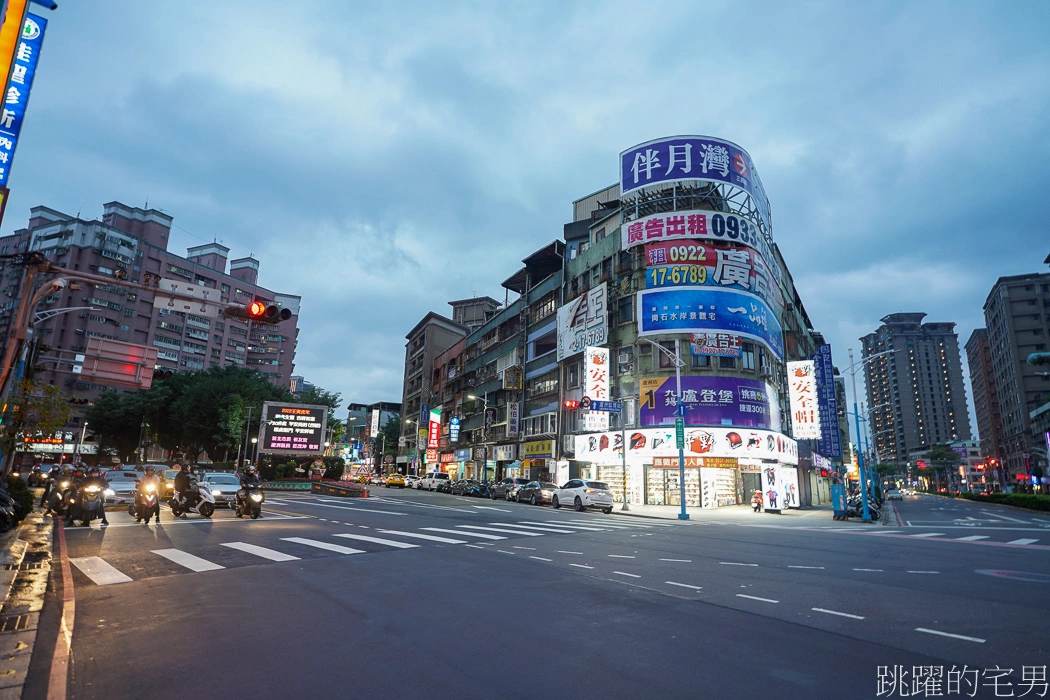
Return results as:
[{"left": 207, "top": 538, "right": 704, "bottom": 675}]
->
[
  {"left": 0, "top": 14, "right": 47, "bottom": 187},
  {"left": 589, "top": 400, "right": 622, "bottom": 413},
  {"left": 812, "top": 344, "right": 842, "bottom": 460}
]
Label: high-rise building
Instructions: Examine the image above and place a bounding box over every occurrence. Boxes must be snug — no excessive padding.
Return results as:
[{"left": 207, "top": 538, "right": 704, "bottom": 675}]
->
[
  {"left": 965, "top": 328, "right": 1004, "bottom": 467},
  {"left": 860, "top": 313, "right": 972, "bottom": 464},
  {"left": 981, "top": 271, "right": 1050, "bottom": 482}
]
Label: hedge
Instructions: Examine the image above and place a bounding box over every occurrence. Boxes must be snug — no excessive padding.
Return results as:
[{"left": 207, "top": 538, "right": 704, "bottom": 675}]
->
[{"left": 958, "top": 492, "right": 1050, "bottom": 512}]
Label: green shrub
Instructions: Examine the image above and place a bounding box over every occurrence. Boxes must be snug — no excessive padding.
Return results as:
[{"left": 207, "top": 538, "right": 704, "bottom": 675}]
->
[
  {"left": 4, "top": 478, "right": 34, "bottom": 522},
  {"left": 959, "top": 492, "right": 1050, "bottom": 512}
]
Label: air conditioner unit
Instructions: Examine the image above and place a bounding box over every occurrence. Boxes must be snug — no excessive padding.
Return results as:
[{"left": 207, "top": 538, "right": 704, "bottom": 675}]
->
[
  {"left": 619, "top": 363, "right": 634, "bottom": 375},
  {"left": 760, "top": 367, "right": 772, "bottom": 377},
  {"left": 618, "top": 352, "right": 632, "bottom": 364}
]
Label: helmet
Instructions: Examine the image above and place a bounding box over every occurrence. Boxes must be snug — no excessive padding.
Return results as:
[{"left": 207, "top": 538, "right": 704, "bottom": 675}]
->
[
  {"left": 72, "top": 469, "right": 85, "bottom": 478},
  {"left": 176, "top": 463, "right": 187, "bottom": 471},
  {"left": 144, "top": 466, "right": 156, "bottom": 475},
  {"left": 88, "top": 467, "right": 101, "bottom": 477},
  {"left": 245, "top": 466, "right": 256, "bottom": 474}
]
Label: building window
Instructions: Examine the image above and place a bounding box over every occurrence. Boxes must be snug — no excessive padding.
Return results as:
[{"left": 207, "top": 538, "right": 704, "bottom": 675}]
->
[
  {"left": 692, "top": 354, "right": 710, "bottom": 368},
  {"left": 719, "top": 356, "right": 737, "bottom": 369},
  {"left": 741, "top": 343, "right": 756, "bottom": 371},
  {"left": 617, "top": 295, "right": 634, "bottom": 324},
  {"left": 568, "top": 363, "right": 580, "bottom": 388},
  {"left": 658, "top": 342, "right": 676, "bottom": 369}
]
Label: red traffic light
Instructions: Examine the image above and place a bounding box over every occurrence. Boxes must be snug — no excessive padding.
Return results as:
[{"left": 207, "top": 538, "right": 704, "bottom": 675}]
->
[
  {"left": 223, "top": 300, "right": 294, "bottom": 323},
  {"left": 248, "top": 301, "right": 267, "bottom": 318},
  {"left": 563, "top": 400, "right": 579, "bottom": 410}
]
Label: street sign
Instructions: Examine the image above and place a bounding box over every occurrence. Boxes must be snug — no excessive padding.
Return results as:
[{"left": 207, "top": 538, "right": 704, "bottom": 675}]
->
[
  {"left": 152, "top": 279, "right": 222, "bottom": 318},
  {"left": 580, "top": 396, "right": 592, "bottom": 409},
  {"left": 588, "top": 400, "right": 622, "bottom": 413},
  {"left": 675, "top": 417, "right": 685, "bottom": 450}
]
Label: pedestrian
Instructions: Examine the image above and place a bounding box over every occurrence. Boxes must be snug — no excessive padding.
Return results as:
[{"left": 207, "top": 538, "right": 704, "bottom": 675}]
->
[{"left": 751, "top": 489, "right": 763, "bottom": 513}]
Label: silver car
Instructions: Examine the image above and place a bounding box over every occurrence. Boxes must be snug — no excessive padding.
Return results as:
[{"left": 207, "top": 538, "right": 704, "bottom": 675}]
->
[
  {"left": 203, "top": 473, "right": 243, "bottom": 507},
  {"left": 103, "top": 473, "right": 140, "bottom": 506}
]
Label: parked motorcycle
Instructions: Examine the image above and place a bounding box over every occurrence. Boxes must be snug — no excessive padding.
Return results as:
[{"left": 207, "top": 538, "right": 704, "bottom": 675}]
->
[
  {"left": 129, "top": 480, "right": 161, "bottom": 523},
  {"left": 232, "top": 484, "right": 264, "bottom": 519},
  {"left": 0, "top": 490, "right": 16, "bottom": 533},
  {"left": 170, "top": 478, "right": 215, "bottom": 518}
]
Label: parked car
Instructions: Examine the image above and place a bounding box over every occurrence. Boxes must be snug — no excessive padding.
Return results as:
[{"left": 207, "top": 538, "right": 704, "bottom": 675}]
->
[
  {"left": 885, "top": 488, "right": 903, "bottom": 501},
  {"left": 553, "top": 479, "right": 614, "bottom": 514},
  {"left": 103, "top": 471, "right": 141, "bottom": 506},
  {"left": 421, "top": 472, "right": 451, "bottom": 491},
  {"left": 490, "top": 477, "right": 531, "bottom": 501},
  {"left": 405, "top": 475, "right": 421, "bottom": 489},
  {"left": 203, "top": 473, "right": 244, "bottom": 506},
  {"left": 385, "top": 473, "right": 406, "bottom": 489},
  {"left": 516, "top": 481, "right": 558, "bottom": 505}
]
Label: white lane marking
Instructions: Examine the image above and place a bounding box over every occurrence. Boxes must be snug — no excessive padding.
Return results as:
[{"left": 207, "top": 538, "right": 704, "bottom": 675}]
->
[
  {"left": 281, "top": 537, "right": 365, "bottom": 555},
  {"left": 487, "top": 523, "right": 577, "bottom": 534},
  {"left": 1007, "top": 538, "right": 1039, "bottom": 546},
  {"left": 497, "top": 550, "right": 515, "bottom": 555},
  {"left": 981, "top": 510, "right": 1028, "bottom": 524},
  {"left": 665, "top": 581, "right": 702, "bottom": 590},
  {"left": 456, "top": 525, "right": 543, "bottom": 537},
  {"left": 296, "top": 501, "right": 407, "bottom": 516},
  {"left": 151, "top": 549, "right": 225, "bottom": 572},
  {"left": 956, "top": 535, "right": 990, "bottom": 541},
  {"left": 319, "top": 518, "right": 328, "bottom": 521},
  {"left": 736, "top": 594, "right": 778, "bottom": 604},
  {"left": 558, "top": 551, "right": 584, "bottom": 555},
  {"left": 613, "top": 571, "right": 641, "bottom": 578},
  {"left": 789, "top": 565, "right": 825, "bottom": 569},
  {"left": 265, "top": 498, "right": 292, "bottom": 505},
  {"left": 370, "top": 497, "right": 474, "bottom": 512},
  {"left": 915, "top": 628, "right": 985, "bottom": 644},
  {"left": 517, "top": 521, "right": 610, "bottom": 532},
  {"left": 812, "top": 607, "right": 865, "bottom": 620},
  {"left": 423, "top": 527, "right": 506, "bottom": 540},
  {"left": 473, "top": 506, "right": 513, "bottom": 512},
  {"left": 569, "top": 563, "right": 594, "bottom": 569},
  {"left": 660, "top": 558, "right": 693, "bottom": 563},
  {"left": 464, "top": 544, "right": 486, "bottom": 549},
  {"left": 512, "top": 546, "right": 536, "bottom": 550},
  {"left": 529, "top": 556, "right": 553, "bottom": 562},
  {"left": 377, "top": 530, "right": 465, "bottom": 544},
  {"left": 854, "top": 568, "right": 883, "bottom": 572},
  {"left": 608, "top": 555, "right": 636, "bottom": 559},
  {"left": 69, "top": 557, "right": 133, "bottom": 585},
  {"left": 721, "top": 562, "right": 758, "bottom": 567},
  {"left": 220, "top": 542, "right": 300, "bottom": 562},
  {"left": 907, "top": 570, "right": 940, "bottom": 574},
  {"left": 911, "top": 533, "right": 945, "bottom": 538},
  {"left": 332, "top": 534, "right": 420, "bottom": 549},
  {"left": 62, "top": 515, "right": 308, "bottom": 530}
]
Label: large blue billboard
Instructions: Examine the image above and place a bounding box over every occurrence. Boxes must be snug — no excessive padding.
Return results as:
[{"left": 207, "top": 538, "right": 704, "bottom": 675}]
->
[
  {"left": 636, "top": 287, "right": 784, "bottom": 360},
  {"left": 620, "top": 136, "right": 771, "bottom": 229},
  {"left": 0, "top": 13, "right": 46, "bottom": 187},
  {"left": 812, "top": 344, "right": 843, "bottom": 460}
]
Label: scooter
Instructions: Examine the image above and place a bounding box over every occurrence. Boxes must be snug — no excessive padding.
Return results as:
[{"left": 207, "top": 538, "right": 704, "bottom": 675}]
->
[
  {"left": 232, "top": 484, "right": 264, "bottom": 519},
  {"left": 71, "top": 484, "right": 106, "bottom": 527},
  {"left": 170, "top": 479, "right": 215, "bottom": 518},
  {"left": 129, "top": 480, "right": 161, "bottom": 523}
]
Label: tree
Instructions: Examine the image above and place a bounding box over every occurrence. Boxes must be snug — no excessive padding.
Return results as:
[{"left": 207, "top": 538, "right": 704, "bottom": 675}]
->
[
  {"left": 923, "top": 443, "right": 961, "bottom": 489},
  {"left": 1, "top": 381, "right": 73, "bottom": 474},
  {"left": 294, "top": 386, "right": 342, "bottom": 413},
  {"left": 379, "top": 415, "right": 401, "bottom": 462}
]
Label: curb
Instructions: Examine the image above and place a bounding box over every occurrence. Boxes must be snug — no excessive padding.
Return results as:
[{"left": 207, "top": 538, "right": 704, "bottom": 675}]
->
[{"left": 46, "top": 521, "right": 72, "bottom": 700}]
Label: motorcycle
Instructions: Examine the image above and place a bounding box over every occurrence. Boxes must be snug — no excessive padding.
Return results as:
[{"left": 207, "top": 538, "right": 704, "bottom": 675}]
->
[
  {"left": 170, "top": 478, "right": 215, "bottom": 518},
  {"left": 129, "top": 480, "right": 161, "bottom": 523},
  {"left": 0, "top": 490, "right": 16, "bottom": 533},
  {"left": 49, "top": 479, "right": 78, "bottom": 517},
  {"left": 232, "top": 483, "right": 264, "bottom": 519},
  {"left": 71, "top": 484, "right": 106, "bottom": 527}
]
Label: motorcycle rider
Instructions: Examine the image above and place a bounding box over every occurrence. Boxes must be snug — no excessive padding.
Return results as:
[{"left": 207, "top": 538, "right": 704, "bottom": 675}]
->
[
  {"left": 67, "top": 466, "right": 108, "bottom": 526},
  {"left": 136, "top": 466, "right": 163, "bottom": 525},
  {"left": 172, "top": 463, "right": 197, "bottom": 515},
  {"left": 235, "top": 465, "right": 261, "bottom": 514}
]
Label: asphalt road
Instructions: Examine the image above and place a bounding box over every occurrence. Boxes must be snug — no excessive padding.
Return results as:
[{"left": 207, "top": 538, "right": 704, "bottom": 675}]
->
[{"left": 56, "top": 489, "right": 1048, "bottom": 699}]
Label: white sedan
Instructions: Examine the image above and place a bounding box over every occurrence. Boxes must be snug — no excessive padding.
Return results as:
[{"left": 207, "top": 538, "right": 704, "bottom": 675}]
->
[
  {"left": 203, "top": 473, "right": 243, "bottom": 506},
  {"left": 553, "top": 479, "right": 614, "bottom": 514}
]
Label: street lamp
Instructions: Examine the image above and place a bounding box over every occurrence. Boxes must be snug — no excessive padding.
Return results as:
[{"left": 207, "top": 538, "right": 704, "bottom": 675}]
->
[
  {"left": 468, "top": 395, "right": 491, "bottom": 483},
  {"left": 638, "top": 339, "right": 689, "bottom": 521},
  {"left": 250, "top": 437, "right": 258, "bottom": 467},
  {"left": 846, "top": 348, "right": 902, "bottom": 522}
]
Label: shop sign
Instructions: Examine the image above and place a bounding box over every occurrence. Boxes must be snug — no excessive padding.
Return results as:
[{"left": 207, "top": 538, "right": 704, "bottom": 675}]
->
[
  {"left": 523, "top": 440, "right": 553, "bottom": 458},
  {"left": 0, "top": 12, "right": 47, "bottom": 188},
  {"left": 417, "top": 428, "right": 427, "bottom": 451},
  {"left": 440, "top": 452, "right": 456, "bottom": 464},
  {"left": 640, "top": 376, "right": 780, "bottom": 432},
  {"left": 556, "top": 283, "right": 607, "bottom": 361},
  {"left": 473, "top": 447, "right": 487, "bottom": 461},
  {"left": 428, "top": 407, "right": 441, "bottom": 448},
  {"left": 575, "top": 426, "right": 797, "bottom": 466},
  {"left": 503, "top": 367, "right": 523, "bottom": 390},
  {"left": 739, "top": 463, "right": 761, "bottom": 473},
  {"left": 761, "top": 464, "right": 800, "bottom": 511},
  {"left": 419, "top": 403, "right": 429, "bottom": 425},
  {"left": 506, "top": 402, "right": 521, "bottom": 438},
  {"left": 787, "top": 361, "right": 821, "bottom": 439},
  {"left": 690, "top": 332, "right": 742, "bottom": 358},
  {"left": 425, "top": 448, "right": 438, "bottom": 464},
  {"left": 637, "top": 287, "right": 784, "bottom": 360},
  {"left": 584, "top": 346, "right": 609, "bottom": 431},
  {"left": 449, "top": 416, "right": 461, "bottom": 443},
  {"left": 454, "top": 448, "right": 471, "bottom": 461},
  {"left": 812, "top": 344, "right": 842, "bottom": 459},
  {"left": 370, "top": 409, "right": 381, "bottom": 438},
  {"left": 644, "top": 241, "right": 780, "bottom": 310},
  {"left": 652, "top": 456, "right": 738, "bottom": 469},
  {"left": 493, "top": 444, "right": 517, "bottom": 461},
  {"left": 813, "top": 453, "right": 831, "bottom": 471}
]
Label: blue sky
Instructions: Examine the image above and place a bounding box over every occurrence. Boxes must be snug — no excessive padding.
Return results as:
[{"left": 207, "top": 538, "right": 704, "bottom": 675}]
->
[{"left": 3, "top": 0, "right": 1049, "bottom": 426}]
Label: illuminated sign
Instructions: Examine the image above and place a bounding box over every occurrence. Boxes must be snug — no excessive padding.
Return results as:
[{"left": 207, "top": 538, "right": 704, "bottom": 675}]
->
[
  {"left": 0, "top": 11, "right": 45, "bottom": 187},
  {"left": 787, "top": 361, "right": 820, "bottom": 439},
  {"left": 428, "top": 407, "right": 441, "bottom": 449},
  {"left": 576, "top": 426, "right": 797, "bottom": 466},
  {"left": 260, "top": 402, "right": 328, "bottom": 455},
  {"left": 584, "top": 346, "right": 609, "bottom": 431}
]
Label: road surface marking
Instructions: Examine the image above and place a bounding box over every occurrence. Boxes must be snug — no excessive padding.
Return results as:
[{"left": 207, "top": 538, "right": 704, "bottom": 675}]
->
[
  {"left": 529, "top": 556, "right": 553, "bottom": 562},
  {"left": 464, "top": 544, "right": 486, "bottom": 549},
  {"left": 558, "top": 551, "right": 584, "bottom": 555},
  {"left": 915, "top": 628, "right": 985, "bottom": 643},
  {"left": 69, "top": 557, "right": 133, "bottom": 585},
  {"left": 721, "top": 562, "right": 758, "bottom": 567},
  {"left": 1007, "top": 538, "right": 1039, "bottom": 546},
  {"left": 608, "top": 555, "right": 636, "bottom": 559},
  {"left": 299, "top": 501, "right": 407, "bottom": 516},
  {"left": 517, "top": 521, "right": 609, "bottom": 532},
  {"left": 220, "top": 542, "right": 300, "bottom": 562},
  {"left": 981, "top": 510, "right": 1028, "bottom": 524},
  {"left": 812, "top": 607, "right": 865, "bottom": 620},
  {"left": 497, "top": 550, "right": 515, "bottom": 555},
  {"left": 736, "top": 594, "right": 778, "bottom": 603},
  {"left": 660, "top": 559, "right": 692, "bottom": 563},
  {"left": 789, "top": 565, "right": 825, "bottom": 570},
  {"left": 456, "top": 525, "right": 543, "bottom": 537},
  {"left": 512, "top": 546, "right": 536, "bottom": 550},
  {"left": 423, "top": 528, "right": 506, "bottom": 540},
  {"left": 613, "top": 571, "right": 641, "bottom": 578},
  {"left": 665, "top": 581, "right": 702, "bottom": 590},
  {"left": 319, "top": 518, "right": 328, "bottom": 521},
  {"left": 332, "top": 534, "right": 420, "bottom": 549},
  {"left": 377, "top": 530, "right": 466, "bottom": 544},
  {"left": 907, "top": 570, "right": 940, "bottom": 574},
  {"left": 488, "top": 523, "right": 576, "bottom": 534},
  {"left": 62, "top": 515, "right": 309, "bottom": 530},
  {"left": 956, "top": 535, "right": 990, "bottom": 541},
  {"left": 281, "top": 538, "right": 366, "bottom": 555},
  {"left": 151, "top": 549, "right": 225, "bottom": 572},
  {"left": 912, "top": 533, "right": 945, "bottom": 538},
  {"left": 569, "top": 563, "right": 594, "bottom": 569},
  {"left": 853, "top": 568, "right": 883, "bottom": 572},
  {"left": 474, "top": 506, "right": 514, "bottom": 512}
]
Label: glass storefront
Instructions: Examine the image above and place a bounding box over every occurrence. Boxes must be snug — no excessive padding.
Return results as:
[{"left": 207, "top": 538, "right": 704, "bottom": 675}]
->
[{"left": 643, "top": 466, "right": 738, "bottom": 507}]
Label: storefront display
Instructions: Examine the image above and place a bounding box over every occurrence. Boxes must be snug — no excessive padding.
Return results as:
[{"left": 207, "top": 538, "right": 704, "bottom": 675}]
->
[
  {"left": 597, "top": 464, "right": 642, "bottom": 506},
  {"left": 576, "top": 426, "right": 797, "bottom": 465},
  {"left": 645, "top": 463, "right": 738, "bottom": 508}
]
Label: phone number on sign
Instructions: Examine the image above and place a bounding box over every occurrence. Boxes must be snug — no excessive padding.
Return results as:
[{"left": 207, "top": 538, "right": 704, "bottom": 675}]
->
[{"left": 647, "top": 266, "right": 708, "bottom": 287}]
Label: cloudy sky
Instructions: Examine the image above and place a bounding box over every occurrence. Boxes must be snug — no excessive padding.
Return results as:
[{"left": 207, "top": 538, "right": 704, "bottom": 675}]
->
[{"left": 3, "top": 0, "right": 1048, "bottom": 425}]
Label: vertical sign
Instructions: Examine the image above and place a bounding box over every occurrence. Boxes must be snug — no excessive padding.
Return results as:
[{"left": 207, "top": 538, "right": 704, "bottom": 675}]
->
[
  {"left": 449, "top": 416, "right": 461, "bottom": 442},
  {"left": 0, "top": 12, "right": 44, "bottom": 187},
  {"left": 370, "top": 408, "right": 381, "bottom": 438},
  {"left": 419, "top": 402, "right": 429, "bottom": 426},
  {"left": 506, "top": 402, "right": 520, "bottom": 438},
  {"left": 0, "top": 1, "right": 27, "bottom": 98},
  {"left": 787, "top": 360, "right": 820, "bottom": 439},
  {"left": 584, "top": 346, "right": 610, "bottom": 431},
  {"left": 428, "top": 407, "right": 441, "bottom": 449},
  {"left": 812, "top": 344, "right": 842, "bottom": 459}
]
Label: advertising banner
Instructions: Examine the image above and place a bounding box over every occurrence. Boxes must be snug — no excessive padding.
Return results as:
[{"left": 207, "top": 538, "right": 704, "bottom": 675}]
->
[
  {"left": 556, "top": 283, "right": 607, "bottom": 361},
  {"left": 637, "top": 287, "right": 784, "bottom": 360},
  {"left": 425, "top": 448, "right": 438, "bottom": 464},
  {"left": 449, "top": 416, "right": 461, "bottom": 443},
  {"left": 690, "top": 332, "right": 742, "bottom": 358},
  {"left": 493, "top": 444, "right": 516, "bottom": 461},
  {"left": 506, "top": 402, "right": 520, "bottom": 438},
  {"left": 427, "top": 407, "right": 441, "bottom": 449},
  {"left": 370, "top": 408, "right": 381, "bottom": 438},
  {"left": 575, "top": 426, "right": 797, "bottom": 466},
  {"left": 761, "top": 464, "right": 799, "bottom": 511},
  {"left": 812, "top": 344, "right": 843, "bottom": 459},
  {"left": 260, "top": 402, "right": 328, "bottom": 455},
  {"left": 584, "top": 346, "right": 609, "bottom": 431},
  {"left": 644, "top": 241, "right": 780, "bottom": 310},
  {"left": 0, "top": 12, "right": 44, "bottom": 187},
  {"left": 639, "top": 376, "right": 780, "bottom": 431},
  {"left": 787, "top": 360, "right": 821, "bottom": 439},
  {"left": 622, "top": 209, "right": 775, "bottom": 272},
  {"left": 620, "top": 136, "right": 771, "bottom": 229}
]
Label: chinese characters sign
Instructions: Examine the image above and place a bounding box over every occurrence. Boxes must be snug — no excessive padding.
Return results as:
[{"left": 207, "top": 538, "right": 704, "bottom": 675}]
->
[
  {"left": 506, "top": 402, "right": 520, "bottom": 438},
  {"left": 787, "top": 361, "right": 821, "bottom": 439},
  {"left": 428, "top": 407, "right": 441, "bottom": 449},
  {"left": 449, "top": 416, "right": 461, "bottom": 443},
  {"left": 260, "top": 402, "right": 328, "bottom": 456},
  {"left": 639, "top": 376, "right": 781, "bottom": 431},
  {"left": 557, "top": 283, "right": 607, "bottom": 361},
  {"left": 644, "top": 241, "right": 781, "bottom": 310},
  {"left": 620, "top": 137, "right": 771, "bottom": 230},
  {"left": 584, "top": 346, "right": 609, "bottom": 431},
  {"left": 370, "top": 409, "right": 381, "bottom": 438},
  {"left": 575, "top": 426, "right": 797, "bottom": 466},
  {"left": 637, "top": 287, "right": 784, "bottom": 360},
  {"left": 690, "top": 332, "right": 742, "bottom": 358},
  {"left": 812, "top": 344, "right": 842, "bottom": 459},
  {"left": 0, "top": 13, "right": 45, "bottom": 187}
]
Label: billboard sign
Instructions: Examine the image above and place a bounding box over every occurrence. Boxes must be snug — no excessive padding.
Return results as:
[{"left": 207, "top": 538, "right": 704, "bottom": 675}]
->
[
  {"left": 506, "top": 402, "right": 520, "bottom": 438},
  {"left": 584, "top": 346, "right": 609, "bottom": 431},
  {"left": 690, "top": 332, "right": 742, "bottom": 358},
  {"left": 0, "top": 11, "right": 44, "bottom": 187},
  {"left": 639, "top": 376, "right": 780, "bottom": 431},
  {"left": 620, "top": 136, "right": 771, "bottom": 230},
  {"left": 761, "top": 464, "right": 800, "bottom": 512},
  {"left": 260, "top": 402, "right": 328, "bottom": 455},
  {"left": 812, "top": 344, "right": 842, "bottom": 459},
  {"left": 644, "top": 241, "right": 780, "bottom": 310},
  {"left": 787, "top": 361, "right": 820, "bottom": 439},
  {"left": 556, "top": 283, "right": 607, "bottom": 361},
  {"left": 370, "top": 408, "right": 381, "bottom": 437},
  {"left": 575, "top": 426, "right": 797, "bottom": 466},
  {"left": 637, "top": 287, "right": 784, "bottom": 360},
  {"left": 427, "top": 407, "right": 441, "bottom": 449}
]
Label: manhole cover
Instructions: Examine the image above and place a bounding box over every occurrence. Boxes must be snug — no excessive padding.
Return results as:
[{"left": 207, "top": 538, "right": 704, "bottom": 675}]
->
[{"left": 976, "top": 569, "right": 1050, "bottom": 583}]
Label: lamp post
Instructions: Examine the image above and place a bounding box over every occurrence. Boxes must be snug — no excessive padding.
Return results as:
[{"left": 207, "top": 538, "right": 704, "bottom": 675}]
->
[
  {"left": 77, "top": 421, "right": 88, "bottom": 464},
  {"left": 250, "top": 437, "right": 258, "bottom": 467},
  {"left": 403, "top": 418, "right": 417, "bottom": 475},
  {"left": 846, "top": 348, "right": 901, "bottom": 522},
  {"left": 639, "top": 338, "right": 688, "bottom": 521},
  {"left": 238, "top": 406, "right": 253, "bottom": 468},
  {"left": 468, "top": 395, "right": 490, "bottom": 483}
]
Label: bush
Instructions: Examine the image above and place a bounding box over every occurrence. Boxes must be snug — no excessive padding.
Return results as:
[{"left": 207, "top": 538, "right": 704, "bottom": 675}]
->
[
  {"left": 4, "top": 478, "right": 34, "bottom": 522},
  {"left": 322, "top": 457, "right": 345, "bottom": 480},
  {"left": 959, "top": 492, "right": 1050, "bottom": 512}
]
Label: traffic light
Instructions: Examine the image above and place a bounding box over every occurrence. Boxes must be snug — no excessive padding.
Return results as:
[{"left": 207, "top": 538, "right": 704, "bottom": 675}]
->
[
  {"left": 563, "top": 400, "right": 580, "bottom": 410},
  {"left": 153, "top": 368, "right": 174, "bottom": 380},
  {"left": 222, "top": 300, "right": 293, "bottom": 323}
]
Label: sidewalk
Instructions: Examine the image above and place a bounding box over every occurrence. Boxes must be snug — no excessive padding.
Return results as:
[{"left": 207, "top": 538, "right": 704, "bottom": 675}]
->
[{"left": 609, "top": 500, "right": 889, "bottom": 527}]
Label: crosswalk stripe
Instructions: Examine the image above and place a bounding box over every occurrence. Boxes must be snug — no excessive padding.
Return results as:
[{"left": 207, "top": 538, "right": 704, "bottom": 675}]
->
[
  {"left": 955, "top": 535, "right": 990, "bottom": 541},
  {"left": 517, "top": 521, "right": 610, "bottom": 532},
  {"left": 332, "top": 533, "right": 420, "bottom": 549},
  {"left": 423, "top": 527, "right": 506, "bottom": 540},
  {"left": 911, "top": 533, "right": 945, "bottom": 538},
  {"left": 486, "top": 523, "right": 577, "bottom": 534},
  {"left": 377, "top": 530, "right": 467, "bottom": 544},
  {"left": 456, "top": 525, "right": 544, "bottom": 537},
  {"left": 1007, "top": 538, "right": 1039, "bottom": 546},
  {"left": 473, "top": 505, "right": 513, "bottom": 512},
  {"left": 281, "top": 537, "right": 366, "bottom": 554},
  {"left": 221, "top": 542, "right": 300, "bottom": 562},
  {"left": 151, "top": 548, "right": 225, "bottom": 572},
  {"left": 69, "top": 556, "right": 134, "bottom": 585}
]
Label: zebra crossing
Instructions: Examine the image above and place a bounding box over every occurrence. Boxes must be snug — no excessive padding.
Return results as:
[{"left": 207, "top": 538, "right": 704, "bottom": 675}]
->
[
  {"left": 868, "top": 530, "right": 1050, "bottom": 548},
  {"left": 68, "top": 517, "right": 672, "bottom": 587}
]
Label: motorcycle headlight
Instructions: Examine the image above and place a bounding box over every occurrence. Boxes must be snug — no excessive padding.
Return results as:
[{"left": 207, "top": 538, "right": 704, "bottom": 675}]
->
[
  {"left": 85, "top": 486, "right": 100, "bottom": 493},
  {"left": 60, "top": 481, "right": 69, "bottom": 489},
  {"left": 145, "top": 484, "right": 156, "bottom": 492},
  {"left": 211, "top": 489, "right": 222, "bottom": 496},
  {"left": 104, "top": 489, "right": 115, "bottom": 497},
  {"left": 250, "top": 493, "right": 263, "bottom": 502}
]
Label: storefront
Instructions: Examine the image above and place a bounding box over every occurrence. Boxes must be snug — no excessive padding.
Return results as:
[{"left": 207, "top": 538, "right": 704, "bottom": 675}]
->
[
  {"left": 492, "top": 444, "right": 517, "bottom": 479},
  {"left": 438, "top": 452, "right": 457, "bottom": 474},
  {"left": 454, "top": 449, "right": 471, "bottom": 478},
  {"left": 522, "top": 440, "right": 554, "bottom": 481}
]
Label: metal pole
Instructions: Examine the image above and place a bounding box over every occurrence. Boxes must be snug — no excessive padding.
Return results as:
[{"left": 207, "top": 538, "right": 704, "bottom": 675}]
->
[
  {"left": 675, "top": 338, "right": 688, "bottom": 521},
  {"left": 240, "top": 406, "right": 252, "bottom": 467},
  {"left": 77, "top": 421, "right": 87, "bottom": 463},
  {"left": 621, "top": 412, "right": 629, "bottom": 511},
  {"left": 849, "top": 348, "right": 872, "bottom": 522}
]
